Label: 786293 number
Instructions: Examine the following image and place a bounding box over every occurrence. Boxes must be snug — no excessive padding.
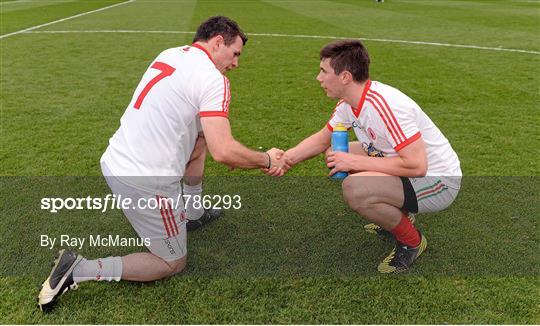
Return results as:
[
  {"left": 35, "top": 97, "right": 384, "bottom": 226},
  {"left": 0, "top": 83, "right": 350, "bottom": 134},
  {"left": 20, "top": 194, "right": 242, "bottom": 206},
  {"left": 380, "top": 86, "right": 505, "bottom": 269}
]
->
[{"left": 182, "top": 195, "right": 241, "bottom": 210}]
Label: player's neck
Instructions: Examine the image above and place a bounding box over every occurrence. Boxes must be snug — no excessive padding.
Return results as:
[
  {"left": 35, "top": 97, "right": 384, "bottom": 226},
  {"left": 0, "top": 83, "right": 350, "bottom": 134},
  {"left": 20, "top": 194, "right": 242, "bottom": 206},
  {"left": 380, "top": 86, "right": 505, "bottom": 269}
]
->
[
  {"left": 193, "top": 41, "right": 209, "bottom": 50},
  {"left": 192, "top": 42, "right": 215, "bottom": 61},
  {"left": 342, "top": 81, "right": 367, "bottom": 109}
]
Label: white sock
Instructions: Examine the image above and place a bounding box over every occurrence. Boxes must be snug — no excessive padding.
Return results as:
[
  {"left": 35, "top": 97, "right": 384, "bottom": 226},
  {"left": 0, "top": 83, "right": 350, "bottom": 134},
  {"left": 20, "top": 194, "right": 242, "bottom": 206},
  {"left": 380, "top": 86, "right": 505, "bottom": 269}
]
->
[
  {"left": 183, "top": 182, "right": 204, "bottom": 220},
  {"left": 73, "top": 256, "right": 122, "bottom": 283}
]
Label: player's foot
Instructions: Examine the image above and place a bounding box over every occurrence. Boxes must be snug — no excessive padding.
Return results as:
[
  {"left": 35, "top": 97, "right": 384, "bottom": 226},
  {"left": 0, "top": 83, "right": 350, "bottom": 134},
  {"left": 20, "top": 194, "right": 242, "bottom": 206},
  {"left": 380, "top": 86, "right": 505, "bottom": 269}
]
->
[
  {"left": 364, "top": 213, "right": 416, "bottom": 238},
  {"left": 186, "top": 209, "right": 222, "bottom": 232},
  {"left": 377, "top": 232, "right": 427, "bottom": 274},
  {"left": 38, "top": 249, "right": 82, "bottom": 312}
]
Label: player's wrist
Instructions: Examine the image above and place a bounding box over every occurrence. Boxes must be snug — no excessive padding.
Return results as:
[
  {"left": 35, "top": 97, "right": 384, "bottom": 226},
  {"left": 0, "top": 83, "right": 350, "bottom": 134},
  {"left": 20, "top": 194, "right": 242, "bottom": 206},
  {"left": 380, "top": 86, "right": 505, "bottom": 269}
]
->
[
  {"left": 264, "top": 152, "right": 271, "bottom": 169},
  {"left": 283, "top": 149, "right": 297, "bottom": 166}
]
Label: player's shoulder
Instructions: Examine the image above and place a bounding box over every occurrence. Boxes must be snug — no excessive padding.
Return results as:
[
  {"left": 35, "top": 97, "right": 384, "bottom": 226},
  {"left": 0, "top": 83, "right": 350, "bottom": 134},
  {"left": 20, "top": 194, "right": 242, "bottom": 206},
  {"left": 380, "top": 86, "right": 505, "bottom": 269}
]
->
[
  {"left": 159, "top": 46, "right": 216, "bottom": 69},
  {"left": 202, "top": 67, "right": 226, "bottom": 87},
  {"left": 156, "top": 45, "right": 228, "bottom": 90},
  {"left": 149, "top": 46, "right": 188, "bottom": 69},
  {"left": 185, "top": 46, "right": 223, "bottom": 76},
  {"left": 367, "top": 80, "right": 418, "bottom": 108},
  {"left": 192, "top": 64, "right": 226, "bottom": 95},
  {"left": 155, "top": 46, "right": 186, "bottom": 59},
  {"left": 334, "top": 99, "right": 350, "bottom": 111},
  {"left": 368, "top": 80, "right": 401, "bottom": 98}
]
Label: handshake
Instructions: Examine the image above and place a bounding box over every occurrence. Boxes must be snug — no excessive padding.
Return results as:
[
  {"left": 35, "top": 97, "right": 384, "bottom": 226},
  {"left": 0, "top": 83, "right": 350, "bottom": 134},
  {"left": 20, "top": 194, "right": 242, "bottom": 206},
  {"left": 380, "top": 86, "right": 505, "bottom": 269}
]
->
[
  {"left": 262, "top": 147, "right": 356, "bottom": 178},
  {"left": 262, "top": 148, "right": 294, "bottom": 177}
]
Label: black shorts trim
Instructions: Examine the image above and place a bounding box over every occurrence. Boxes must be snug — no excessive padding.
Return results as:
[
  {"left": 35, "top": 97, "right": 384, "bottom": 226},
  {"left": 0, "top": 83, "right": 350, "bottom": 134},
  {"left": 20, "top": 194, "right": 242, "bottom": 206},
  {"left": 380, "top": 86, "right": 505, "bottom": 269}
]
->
[{"left": 400, "top": 177, "right": 418, "bottom": 213}]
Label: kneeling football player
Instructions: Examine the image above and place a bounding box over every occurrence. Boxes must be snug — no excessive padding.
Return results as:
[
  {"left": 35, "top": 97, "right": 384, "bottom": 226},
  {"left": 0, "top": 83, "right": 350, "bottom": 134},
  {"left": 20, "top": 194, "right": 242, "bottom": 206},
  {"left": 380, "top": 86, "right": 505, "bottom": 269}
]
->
[{"left": 38, "top": 16, "right": 290, "bottom": 311}]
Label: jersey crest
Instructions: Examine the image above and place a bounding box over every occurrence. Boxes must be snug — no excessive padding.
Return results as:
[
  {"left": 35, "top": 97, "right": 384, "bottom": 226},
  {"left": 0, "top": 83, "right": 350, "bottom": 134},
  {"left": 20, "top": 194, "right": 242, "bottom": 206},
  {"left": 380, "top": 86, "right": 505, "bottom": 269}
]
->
[
  {"left": 367, "top": 127, "right": 377, "bottom": 140},
  {"left": 363, "top": 142, "right": 385, "bottom": 157}
]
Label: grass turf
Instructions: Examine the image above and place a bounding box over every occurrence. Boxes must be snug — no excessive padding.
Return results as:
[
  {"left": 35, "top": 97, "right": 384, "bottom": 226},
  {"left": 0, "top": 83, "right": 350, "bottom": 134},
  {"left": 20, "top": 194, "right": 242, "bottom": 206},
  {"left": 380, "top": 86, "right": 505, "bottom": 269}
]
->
[{"left": 1, "top": 0, "right": 539, "bottom": 324}]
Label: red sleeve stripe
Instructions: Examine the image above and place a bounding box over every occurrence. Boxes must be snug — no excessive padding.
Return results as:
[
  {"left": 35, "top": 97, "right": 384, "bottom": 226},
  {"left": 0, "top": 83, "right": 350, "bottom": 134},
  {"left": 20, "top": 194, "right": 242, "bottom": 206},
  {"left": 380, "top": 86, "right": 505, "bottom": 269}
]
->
[
  {"left": 225, "top": 79, "right": 231, "bottom": 112},
  {"left": 326, "top": 122, "right": 334, "bottom": 132},
  {"left": 199, "top": 111, "right": 229, "bottom": 118},
  {"left": 394, "top": 131, "right": 421, "bottom": 152},
  {"left": 368, "top": 90, "right": 406, "bottom": 141},
  {"left": 221, "top": 76, "right": 231, "bottom": 112},
  {"left": 365, "top": 97, "right": 400, "bottom": 145},
  {"left": 221, "top": 77, "right": 226, "bottom": 111}
]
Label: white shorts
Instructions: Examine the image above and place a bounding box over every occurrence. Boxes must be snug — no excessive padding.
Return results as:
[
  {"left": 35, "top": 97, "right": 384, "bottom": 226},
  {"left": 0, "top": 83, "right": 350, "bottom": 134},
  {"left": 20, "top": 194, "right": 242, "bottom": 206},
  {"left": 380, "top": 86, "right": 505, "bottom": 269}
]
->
[
  {"left": 409, "top": 176, "right": 461, "bottom": 213},
  {"left": 101, "top": 162, "right": 187, "bottom": 261}
]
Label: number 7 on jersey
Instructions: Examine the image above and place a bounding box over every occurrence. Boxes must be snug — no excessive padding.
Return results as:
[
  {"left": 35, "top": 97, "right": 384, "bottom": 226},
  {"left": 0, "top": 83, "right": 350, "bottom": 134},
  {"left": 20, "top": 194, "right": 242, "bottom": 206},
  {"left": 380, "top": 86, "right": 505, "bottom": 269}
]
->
[{"left": 134, "top": 62, "right": 176, "bottom": 110}]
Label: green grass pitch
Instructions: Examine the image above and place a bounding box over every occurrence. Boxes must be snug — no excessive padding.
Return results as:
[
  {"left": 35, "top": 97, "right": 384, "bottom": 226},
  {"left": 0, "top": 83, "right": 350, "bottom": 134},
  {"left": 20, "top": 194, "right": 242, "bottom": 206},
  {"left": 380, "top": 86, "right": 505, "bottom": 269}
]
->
[{"left": 1, "top": 0, "right": 539, "bottom": 324}]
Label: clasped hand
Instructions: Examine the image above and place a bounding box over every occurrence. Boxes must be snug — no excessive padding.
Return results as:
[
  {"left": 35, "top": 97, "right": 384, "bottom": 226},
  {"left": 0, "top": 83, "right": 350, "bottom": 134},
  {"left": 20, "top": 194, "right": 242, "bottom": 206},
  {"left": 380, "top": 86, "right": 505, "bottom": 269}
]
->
[
  {"left": 326, "top": 151, "right": 360, "bottom": 176},
  {"left": 262, "top": 148, "right": 292, "bottom": 177}
]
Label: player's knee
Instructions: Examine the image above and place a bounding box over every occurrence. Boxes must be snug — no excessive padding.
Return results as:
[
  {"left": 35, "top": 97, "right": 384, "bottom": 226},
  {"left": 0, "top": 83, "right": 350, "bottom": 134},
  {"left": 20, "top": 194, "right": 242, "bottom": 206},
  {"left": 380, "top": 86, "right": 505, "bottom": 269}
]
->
[
  {"left": 342, "top": 177, "right": 371, "bottom": 212},
  {"left": 164, "top": 256, "right": 187, "bottom": 277}
]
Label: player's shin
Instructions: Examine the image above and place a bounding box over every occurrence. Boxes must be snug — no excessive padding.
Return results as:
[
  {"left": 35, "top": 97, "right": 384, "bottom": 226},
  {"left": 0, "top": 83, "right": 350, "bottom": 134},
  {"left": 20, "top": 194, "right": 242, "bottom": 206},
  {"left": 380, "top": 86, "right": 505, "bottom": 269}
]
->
[
  {"left": 72, "top": 256, "right": 123, "bottom": 283},
  {"left": 389, "top": 213, "right": 421, "bottom": 247},
  {"left": 182, "top": 182, "right": 204, "bottom": 220}
]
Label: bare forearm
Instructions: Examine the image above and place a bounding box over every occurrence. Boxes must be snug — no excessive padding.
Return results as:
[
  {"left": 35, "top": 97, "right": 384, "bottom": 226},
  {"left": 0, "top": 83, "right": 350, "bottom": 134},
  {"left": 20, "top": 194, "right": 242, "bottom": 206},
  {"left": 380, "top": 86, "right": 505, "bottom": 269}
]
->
[
  {"left": 352, "top": 156, "right": 427, "bottom": 177},
  {"left": 201, "top": 117, "right": 269, "bottom": 170},
  {"left": 215, "top": 140, "right": 268, "bottom": 169},
  {"left": 287, "top": 129, "right": 331, "bottom": 165}
]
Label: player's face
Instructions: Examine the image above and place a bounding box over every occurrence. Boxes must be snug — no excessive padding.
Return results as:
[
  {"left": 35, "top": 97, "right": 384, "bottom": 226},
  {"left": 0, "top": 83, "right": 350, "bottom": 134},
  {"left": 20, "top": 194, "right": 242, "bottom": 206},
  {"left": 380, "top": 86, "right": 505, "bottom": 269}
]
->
[
  {"left": 316, "top": 59, "right": 343, "bottom": 98},
  {"left": 214, "top": 36, "right": 243, "bottom": 74}
]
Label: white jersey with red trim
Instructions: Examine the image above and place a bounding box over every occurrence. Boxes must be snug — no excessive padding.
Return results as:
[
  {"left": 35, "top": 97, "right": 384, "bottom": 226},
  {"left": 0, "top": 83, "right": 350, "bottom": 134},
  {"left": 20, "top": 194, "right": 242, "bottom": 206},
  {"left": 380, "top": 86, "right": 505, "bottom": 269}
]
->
[
  {"left": 327, "top": 80, "right": 461, "bottom": 181},
  {"left": 101, "top": 44, "right": 230, "bottom": 193}
]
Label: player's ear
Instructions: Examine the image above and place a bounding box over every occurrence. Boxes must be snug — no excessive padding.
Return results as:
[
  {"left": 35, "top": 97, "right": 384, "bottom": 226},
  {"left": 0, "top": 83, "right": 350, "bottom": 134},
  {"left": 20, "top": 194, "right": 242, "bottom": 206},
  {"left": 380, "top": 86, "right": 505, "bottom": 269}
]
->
[
  {"left": 340, "top": 71, "right": 353, "bottom": 84},
  {"left": 214, "top": 35, "right": 225, "bottom": 49}
]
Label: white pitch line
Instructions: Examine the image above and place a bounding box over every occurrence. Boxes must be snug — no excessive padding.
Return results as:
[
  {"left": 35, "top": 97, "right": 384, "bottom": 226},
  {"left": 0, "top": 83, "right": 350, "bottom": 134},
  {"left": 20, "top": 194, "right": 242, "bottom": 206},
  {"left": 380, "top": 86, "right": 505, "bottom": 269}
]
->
[
  {"left": 0, "top": 0, "right": 135, "bottom": 40},
  {"left": 1, "top": 0, "right": 30, "bottom": 4},
  {"left": 251, "top": 32, "right": 540, "bottom": 55},
  {"left": 24, "top": 29, "right": 540, "bottom": 55}
]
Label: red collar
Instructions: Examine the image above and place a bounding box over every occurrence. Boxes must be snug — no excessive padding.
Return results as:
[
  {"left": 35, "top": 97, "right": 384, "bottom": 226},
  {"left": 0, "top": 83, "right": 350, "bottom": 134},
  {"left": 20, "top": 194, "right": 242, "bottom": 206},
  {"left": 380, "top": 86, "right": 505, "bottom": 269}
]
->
[
  {"left": 191, "top": 43, "right": 216, "bottom": 66},
  {"left": 351, "top": 79, "right": 371, "bottom": 118}
]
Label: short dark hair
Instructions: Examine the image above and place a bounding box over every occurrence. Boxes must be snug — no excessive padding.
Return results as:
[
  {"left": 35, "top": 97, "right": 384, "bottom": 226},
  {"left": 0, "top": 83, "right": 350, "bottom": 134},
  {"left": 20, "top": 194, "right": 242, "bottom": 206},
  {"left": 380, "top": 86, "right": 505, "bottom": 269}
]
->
[
  {"left": 193, "top": 16, "right": 248, "bottom": 46},
  {"left": 320, "top": 40, "right": 370, "bottom": 82}
]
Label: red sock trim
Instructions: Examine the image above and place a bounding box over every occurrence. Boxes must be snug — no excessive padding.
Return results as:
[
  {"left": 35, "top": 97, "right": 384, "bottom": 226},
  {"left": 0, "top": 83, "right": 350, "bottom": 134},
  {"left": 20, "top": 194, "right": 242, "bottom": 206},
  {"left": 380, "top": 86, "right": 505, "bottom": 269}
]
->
[{"left": 390, "top": 213, "right": 420, "bottom": 247}]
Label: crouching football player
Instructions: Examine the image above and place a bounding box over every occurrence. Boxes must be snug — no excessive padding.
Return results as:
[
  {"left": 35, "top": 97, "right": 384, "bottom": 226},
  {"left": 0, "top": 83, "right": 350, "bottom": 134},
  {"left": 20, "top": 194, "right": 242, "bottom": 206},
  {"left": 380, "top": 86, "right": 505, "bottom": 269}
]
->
[{"left": 273, "top": 40, "right": 461, "bottom": 273}]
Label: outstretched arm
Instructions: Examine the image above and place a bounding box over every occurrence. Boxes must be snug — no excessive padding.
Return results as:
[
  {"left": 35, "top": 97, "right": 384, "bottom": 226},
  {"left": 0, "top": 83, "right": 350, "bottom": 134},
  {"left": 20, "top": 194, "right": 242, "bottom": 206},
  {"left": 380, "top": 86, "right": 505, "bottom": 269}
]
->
[
  {"left": 285, "top": 127, "right": 332, "bottom": 166},
  {"left": 201, "top": 116, "right": 288, "bottom": 170}
]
